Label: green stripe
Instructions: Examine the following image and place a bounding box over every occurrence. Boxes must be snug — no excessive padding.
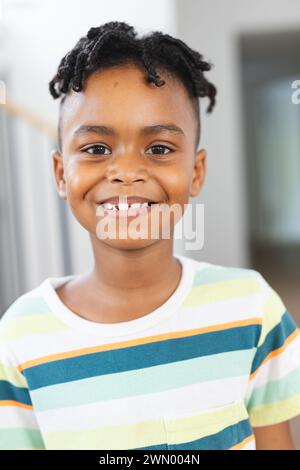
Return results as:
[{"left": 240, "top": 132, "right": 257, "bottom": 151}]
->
[
  {"left": 31, "top": 348, "right": 254, "bottom": 411},
  {"left": 2, "top": 297, "right": 51, "bottom": 319},
  {"left": 0, "top": 428, "right": 45, "bottom": 450},
  {"left": 248, "top": 391, "right": 300, "bottom": 427},
  {"left": 193, "top": 266, "right": 259, "bottom": 287},
  {"left": 246, "top": 363, "right": 300, "bottom": 407}
]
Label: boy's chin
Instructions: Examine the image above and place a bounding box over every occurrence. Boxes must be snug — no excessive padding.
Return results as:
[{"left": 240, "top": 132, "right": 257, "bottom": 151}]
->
[{"left": 95, "top": 234, "right": 166, "bottom": 250}]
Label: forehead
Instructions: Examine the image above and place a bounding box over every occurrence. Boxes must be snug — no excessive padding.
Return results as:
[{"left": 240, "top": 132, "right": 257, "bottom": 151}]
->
[{"left": 61, "top": 64, "right": 196, "bottom": 144}]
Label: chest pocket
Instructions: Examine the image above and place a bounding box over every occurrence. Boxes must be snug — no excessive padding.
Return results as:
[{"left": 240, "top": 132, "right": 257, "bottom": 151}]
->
[{"left": 162, "top": 399, "right": 254, "bottom": 450}]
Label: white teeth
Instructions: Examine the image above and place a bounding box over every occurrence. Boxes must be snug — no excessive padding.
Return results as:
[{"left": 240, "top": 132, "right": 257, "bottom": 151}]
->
[
  {"left": 118, "top": 203, "right": 129, "bottom": 211},
  {"left": 102, "top": 203, "right": 117, "bottom": 210},
  {"left": 129, "top": 202, "right": 148, "bottom": 209},
  {"left": 101, "top": 201, "right": 154, "bottom": 210}
]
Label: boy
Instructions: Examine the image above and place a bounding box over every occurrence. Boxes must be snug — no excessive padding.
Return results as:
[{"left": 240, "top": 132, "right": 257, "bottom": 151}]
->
[{"left": 1, "top": 21, "right": 300, "bottom": 450}]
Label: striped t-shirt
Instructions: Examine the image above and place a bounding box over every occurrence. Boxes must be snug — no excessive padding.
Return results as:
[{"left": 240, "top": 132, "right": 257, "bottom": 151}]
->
[{"left": 1, "top": 254, "right": 300, "bottom": 450}]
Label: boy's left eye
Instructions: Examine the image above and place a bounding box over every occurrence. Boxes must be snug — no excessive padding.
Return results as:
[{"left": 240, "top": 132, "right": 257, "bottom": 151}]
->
[{"left": 146, "top": 145, "right": 173, "bottom": 155}]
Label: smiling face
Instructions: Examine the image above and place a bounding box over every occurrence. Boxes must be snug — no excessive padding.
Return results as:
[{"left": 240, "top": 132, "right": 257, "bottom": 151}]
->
[{"left": 52, "top": 63, "right": 206, "bottom": 250}]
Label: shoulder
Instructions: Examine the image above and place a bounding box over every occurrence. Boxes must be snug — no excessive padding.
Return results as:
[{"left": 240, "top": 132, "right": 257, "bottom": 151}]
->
[
  {"left": 0, "top": 278, "right": 69, "bottom": 351},
  {"left": 191, "top": 261, "right": 298, "bottom": 350},
  {"left": 186, "top": 256, "right": 265, "bottom": 296},
  {"left": 179, "top": 256, "right": 267, "bottom": 326}
]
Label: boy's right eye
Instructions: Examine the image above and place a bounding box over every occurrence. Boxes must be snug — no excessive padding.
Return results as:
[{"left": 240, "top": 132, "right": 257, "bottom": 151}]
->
[{"left": 81, "top": 145, "right": 111, "bottom": 155}]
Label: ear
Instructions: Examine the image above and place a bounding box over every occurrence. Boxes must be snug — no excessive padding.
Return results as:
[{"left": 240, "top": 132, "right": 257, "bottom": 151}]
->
[
  {"left": 190, "top": 148, "right": 207, "bottom": 198},
  {"left": 51, "top": 149, "right": 67, "bottom": 200}
]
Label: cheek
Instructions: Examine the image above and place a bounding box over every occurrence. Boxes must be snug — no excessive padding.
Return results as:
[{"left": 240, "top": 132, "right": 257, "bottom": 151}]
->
[
  {"left": 163, "top": 168, "right": 192, "bottom": 203},
  {"left": 158, "top": 171, "right": 192, "bottom": 227},
  {"left": 65, "top": 161, "right": 97, "bottom": 201},
  {"left": 64, "top": 161, "right": 100, "bottom": 230}
]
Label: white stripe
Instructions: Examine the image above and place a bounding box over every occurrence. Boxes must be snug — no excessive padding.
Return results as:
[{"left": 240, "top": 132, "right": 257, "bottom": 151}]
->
[
  {"left": 8, "top": 293, "right": 263, "bottom": 364},
  {"left": 35, "top": 375, "right": 248, "bottom": 432},
  {"left": 174, "top": 293, "right": 262, "bottom": 331},
  {"left": 0, "top": 405, "right": 40, "bottom": 429},
  {"left": 248, "top": 332, "right": 300, "bottom": 392}
]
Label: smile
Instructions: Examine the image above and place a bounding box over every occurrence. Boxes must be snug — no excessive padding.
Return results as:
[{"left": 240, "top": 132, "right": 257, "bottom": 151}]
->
[{"left": 97, "top": 201, "right": 161, "bottom": 218}]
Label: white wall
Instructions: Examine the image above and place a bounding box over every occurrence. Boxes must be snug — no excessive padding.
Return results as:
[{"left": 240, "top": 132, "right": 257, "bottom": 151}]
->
[{"left": 176, "top": 0, "right": 300, "bottom": 267}]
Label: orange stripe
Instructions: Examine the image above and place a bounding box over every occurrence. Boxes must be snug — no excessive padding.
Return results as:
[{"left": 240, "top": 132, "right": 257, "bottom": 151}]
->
[
  {"left": 16, "top": 317, "right": 262, "bottom": 373},
  {"left": 229, "top": 434, "right": 255, "bottom": 450},
  {"left": 0, "top": 400, "right": 33, "bottom": 410},
  {"left": 249, "top": 328, "right": 300, "bottom": 381}
]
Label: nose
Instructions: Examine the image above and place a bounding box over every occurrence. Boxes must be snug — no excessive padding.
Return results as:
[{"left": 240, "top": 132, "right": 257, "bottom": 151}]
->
[{"left": 106, "top": 152, "right": 148, "bottom": 184}]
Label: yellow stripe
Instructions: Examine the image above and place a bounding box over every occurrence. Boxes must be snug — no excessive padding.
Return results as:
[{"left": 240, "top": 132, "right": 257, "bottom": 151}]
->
[
  {"left": 0, "top": 362, "right": 28, "bottom": 388},
  {"left": 17, "top": 317, "right": 262, "bottom": 373},
  {"left": 0, "top": 314, "right": 67, "bottom": 343},
  {"left": 156, "top": 400, "right": 248, "bottom": 446},
  {"left": 229, "top": 433, "right": 255, "bottom": 450},
  {"left": 183, "top": 278, "right": 261, "bottom": 307},
  {"left": 249, "top": 328, "right": 300, "bottom": 381},
  {"left": 259, "top": 290, "right": 287, "bottom": 346},
  {"left": 45, "top": 417, "right": 167, "bottom": 450},
  {"left": 44, "top": 401, "right": 249, "bottom": 450},
  {"left": 0, "top": 400, "right": 33, "bottom": 410},
  {"left": 248, "top": 391, "right": 300, "bottom": 427}
]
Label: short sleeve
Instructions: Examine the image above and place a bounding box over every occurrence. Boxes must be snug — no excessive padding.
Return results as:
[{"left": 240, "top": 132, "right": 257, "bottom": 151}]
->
[
  {"left": 0, "top": 342, "right": 45, "bottom": 449},
  {"left": 245, "top": 274, "right": 300, "bottom": 427}
]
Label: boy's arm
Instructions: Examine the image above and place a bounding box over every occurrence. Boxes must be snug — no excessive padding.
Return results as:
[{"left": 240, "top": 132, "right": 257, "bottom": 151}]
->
[
  {"left": 253, "top": 420, "right": 296, "bottom": 450},
  {"left": 245, "top": 273, "right": 300, "bottom": 448}
]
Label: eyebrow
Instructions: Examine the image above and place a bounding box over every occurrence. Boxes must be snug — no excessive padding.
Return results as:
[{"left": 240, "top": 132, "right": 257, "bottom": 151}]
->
[{"left": 72, "top": 123, "right": 185, "bottom": 139}]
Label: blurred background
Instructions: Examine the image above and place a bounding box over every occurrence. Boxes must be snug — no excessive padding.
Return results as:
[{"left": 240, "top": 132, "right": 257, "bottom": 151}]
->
[{"left": 0, "top": 0, "right": 299, "bottom": 447}]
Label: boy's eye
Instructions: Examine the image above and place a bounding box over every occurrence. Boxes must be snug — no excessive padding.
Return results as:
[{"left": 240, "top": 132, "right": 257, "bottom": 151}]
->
[
  {"left": 81, "top": 144, "right": 173, "bottom": 156},
  {"left": 146, "top": 145, "right": 173, "bottom": 155},
  {"left": 82, "top": 145, "right": 111, "bottom": 155}
]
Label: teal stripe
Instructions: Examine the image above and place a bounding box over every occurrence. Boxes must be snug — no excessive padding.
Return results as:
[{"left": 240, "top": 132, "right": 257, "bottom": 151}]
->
[
  {"left": 0, "top": 379, "right": 32, "bottom": 405},
  {"left": 193, "top": 266, "right": 259, "bottom": 287},
  {"left": 31, "top": 348, "right": 254, "bottom": 411},
  {"left": 246, "top": 363, "right": 300, "bottom": 408},
  {"left": 251, "top": 311, "right": 297, "bottom": 374},
  {"left": 0, "top": 428, "right": 45, "bottom": 450},
  {"left": 25, "top": 323, "right": 258, "bottom": 390}
]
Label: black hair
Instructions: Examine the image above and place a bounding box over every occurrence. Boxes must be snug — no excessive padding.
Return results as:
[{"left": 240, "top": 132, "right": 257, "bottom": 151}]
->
[{"left": 49, "top": 21, "right": 217, "bottom": 152}]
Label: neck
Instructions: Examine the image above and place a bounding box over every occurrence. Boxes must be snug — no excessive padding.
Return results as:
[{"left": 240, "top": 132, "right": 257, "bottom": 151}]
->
[{"left": 88, "top": 235, "right": 180, "bottom": 295}]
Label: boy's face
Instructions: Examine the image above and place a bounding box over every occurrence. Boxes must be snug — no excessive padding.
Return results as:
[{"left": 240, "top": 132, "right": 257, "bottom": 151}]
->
[{"left": 52, "top": 64, "right": 206, "bottom": 250}]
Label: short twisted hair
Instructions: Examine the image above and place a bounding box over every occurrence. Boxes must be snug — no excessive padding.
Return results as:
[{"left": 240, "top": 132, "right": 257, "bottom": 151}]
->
[{"left": 49, "top": 21, "right": 217, "bottom": 151}]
